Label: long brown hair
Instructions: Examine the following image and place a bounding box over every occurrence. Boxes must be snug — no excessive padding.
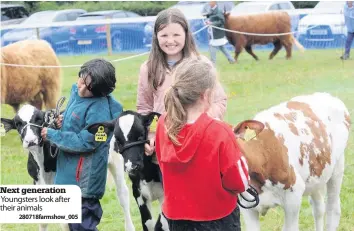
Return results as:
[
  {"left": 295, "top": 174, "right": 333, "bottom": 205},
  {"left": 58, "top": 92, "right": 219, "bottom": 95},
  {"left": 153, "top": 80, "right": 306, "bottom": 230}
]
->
[
  {"left": 164, "top": 57, "right": 216, "bottom": 145},
  {"left": 147, "top": 8, "right": 199, "bottom": 91}
]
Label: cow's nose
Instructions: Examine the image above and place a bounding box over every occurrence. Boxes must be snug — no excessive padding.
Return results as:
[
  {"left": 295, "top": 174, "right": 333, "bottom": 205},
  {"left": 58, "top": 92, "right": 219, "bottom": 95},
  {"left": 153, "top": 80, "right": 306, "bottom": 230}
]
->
[
  {"left": 127, "top": 165, "right": 141, "bottom": 178},
  {"left": 23, "top": 139, "right": 37, "bottom": 146},
  {"left": 28, "top": 141, "right": 37, "bottom": 147},
  {"left": 132, "top": 165, "right": 140, "bottom": 171}
]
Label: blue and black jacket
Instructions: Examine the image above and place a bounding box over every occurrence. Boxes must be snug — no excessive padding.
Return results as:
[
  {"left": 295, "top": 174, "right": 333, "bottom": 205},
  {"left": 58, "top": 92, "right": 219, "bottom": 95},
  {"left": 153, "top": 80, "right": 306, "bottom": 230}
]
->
[{"left": 47, "top": 84, "right": 122, "bottom": 199}]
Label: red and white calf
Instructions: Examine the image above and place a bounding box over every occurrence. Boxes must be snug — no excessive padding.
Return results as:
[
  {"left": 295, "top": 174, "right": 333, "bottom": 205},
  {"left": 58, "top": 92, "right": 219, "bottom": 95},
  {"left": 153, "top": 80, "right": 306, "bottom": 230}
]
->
[{"left": 234, "top": 93, "right": 350, "bottom": 231}]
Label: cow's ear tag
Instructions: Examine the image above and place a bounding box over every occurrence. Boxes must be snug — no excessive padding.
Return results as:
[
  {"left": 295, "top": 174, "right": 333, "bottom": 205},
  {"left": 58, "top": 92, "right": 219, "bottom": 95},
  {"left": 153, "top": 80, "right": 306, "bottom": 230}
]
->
[
  {"left": 149, "top": 115, "right": 159, "bottom": 132},
  {"left": 0, "top": 123, "right": 5, "bottom": 137},
  {"left": 244, "top": 128, "right": 257, "bottom": 141},
  {"left": 95, "top": 126, "right": 107, "bottom": 142}
]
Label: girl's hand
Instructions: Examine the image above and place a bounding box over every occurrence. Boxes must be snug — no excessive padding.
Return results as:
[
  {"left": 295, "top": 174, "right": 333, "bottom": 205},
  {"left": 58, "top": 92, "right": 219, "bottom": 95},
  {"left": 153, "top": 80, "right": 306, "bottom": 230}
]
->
[
  {"left": 41, "top": 128, "right": 48, "bottom": 141},
  {"left": 55, "top": 115, "right": 63, "bottom": 129},
  {"left": 144, "top": 132, "right": 156, "bottom": 156}
]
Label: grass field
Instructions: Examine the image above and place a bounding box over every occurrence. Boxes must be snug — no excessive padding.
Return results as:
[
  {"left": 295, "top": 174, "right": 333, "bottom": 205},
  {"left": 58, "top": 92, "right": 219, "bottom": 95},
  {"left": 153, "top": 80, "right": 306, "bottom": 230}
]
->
[{"left": 1, "top": 49, "right": 353, "bottom": 231}]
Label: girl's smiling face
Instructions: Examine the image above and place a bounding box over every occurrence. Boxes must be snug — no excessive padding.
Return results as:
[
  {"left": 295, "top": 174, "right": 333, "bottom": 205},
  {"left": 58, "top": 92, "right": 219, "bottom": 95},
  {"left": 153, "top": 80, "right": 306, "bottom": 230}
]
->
[{"left": 157, "top": 23, "right": 186, "bottom": 61}]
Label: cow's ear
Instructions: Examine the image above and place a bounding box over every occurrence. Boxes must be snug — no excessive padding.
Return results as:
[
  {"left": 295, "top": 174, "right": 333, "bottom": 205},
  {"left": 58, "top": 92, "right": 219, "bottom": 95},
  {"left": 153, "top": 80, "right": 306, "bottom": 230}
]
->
[
  {"left": 87, "top": 119, "right": 116, "bottom": 135},
  {"left": 142, "top": 112, "right": 161, "bottom": 127},
  {"left": 0, "top": 118, "right": 16, "bottom": 133},
  {"left": 233, "top": 120, "right": 264, "bottom": 141}
]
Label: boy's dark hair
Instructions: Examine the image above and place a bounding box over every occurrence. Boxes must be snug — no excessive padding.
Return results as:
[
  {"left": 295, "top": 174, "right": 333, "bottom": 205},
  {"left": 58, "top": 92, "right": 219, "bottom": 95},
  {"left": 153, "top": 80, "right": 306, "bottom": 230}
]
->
[{"left": 79, "top": 58, "right": 116, "bottom": 97}]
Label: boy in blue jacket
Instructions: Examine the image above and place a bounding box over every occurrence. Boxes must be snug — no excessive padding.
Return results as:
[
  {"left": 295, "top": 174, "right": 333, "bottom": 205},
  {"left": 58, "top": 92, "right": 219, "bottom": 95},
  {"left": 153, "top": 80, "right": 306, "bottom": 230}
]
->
[{"left": 41, "top": 58, "right": 123, "bottom": 231}]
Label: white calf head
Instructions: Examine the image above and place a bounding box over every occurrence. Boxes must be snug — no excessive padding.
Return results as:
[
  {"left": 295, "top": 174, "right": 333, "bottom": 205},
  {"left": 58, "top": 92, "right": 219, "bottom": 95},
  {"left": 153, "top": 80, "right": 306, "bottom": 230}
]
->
[{"left": 1, "top": 105, "right": 47, "bottom": 149}]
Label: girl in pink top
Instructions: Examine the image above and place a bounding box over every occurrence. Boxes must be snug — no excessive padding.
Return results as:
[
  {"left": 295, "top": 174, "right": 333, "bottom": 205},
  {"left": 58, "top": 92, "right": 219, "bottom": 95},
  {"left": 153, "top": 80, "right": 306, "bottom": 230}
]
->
[{"left": 136, "top": 8, "right": 228, "bottom": 156}]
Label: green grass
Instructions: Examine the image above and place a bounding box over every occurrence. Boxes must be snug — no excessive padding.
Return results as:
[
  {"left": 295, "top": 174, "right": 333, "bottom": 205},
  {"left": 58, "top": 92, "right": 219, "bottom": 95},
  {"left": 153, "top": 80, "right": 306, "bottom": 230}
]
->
[{"left": 1, "top": 49, "right": 354, "bottom": 231}]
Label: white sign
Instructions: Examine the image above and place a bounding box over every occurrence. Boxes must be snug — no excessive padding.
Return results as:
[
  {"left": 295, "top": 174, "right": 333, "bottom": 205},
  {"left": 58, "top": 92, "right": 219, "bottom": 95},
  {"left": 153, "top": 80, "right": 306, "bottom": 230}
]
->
[
  {"left": 77, "top": 40, "right": 92, "bottom": 45},
  {"left": 0, "top": 185, "right": 81, "bottom": 223},
  {"left": 310, "top": 29, "right": 328, "bottom": 35}
]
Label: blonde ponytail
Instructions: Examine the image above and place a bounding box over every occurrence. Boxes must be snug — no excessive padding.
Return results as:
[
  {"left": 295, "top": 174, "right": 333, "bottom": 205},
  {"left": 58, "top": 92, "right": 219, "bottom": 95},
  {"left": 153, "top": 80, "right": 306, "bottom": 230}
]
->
[{"left": 164, "top": 57, "right": 216, "bottom": 145}]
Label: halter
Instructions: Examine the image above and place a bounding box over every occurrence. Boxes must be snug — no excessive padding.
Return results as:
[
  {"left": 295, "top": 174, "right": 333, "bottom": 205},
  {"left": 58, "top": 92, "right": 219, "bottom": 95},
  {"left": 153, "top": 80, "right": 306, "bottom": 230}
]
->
[
  {"left": 237, "top": 185, "right": 260, "bottom": 209},
  {"left": 118, "top": 140, "right": 149, "bottom": 154}
]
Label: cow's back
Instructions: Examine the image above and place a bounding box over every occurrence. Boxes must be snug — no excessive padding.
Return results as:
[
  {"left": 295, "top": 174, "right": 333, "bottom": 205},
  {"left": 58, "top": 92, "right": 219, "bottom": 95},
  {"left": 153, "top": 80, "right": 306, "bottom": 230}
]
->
[
  {"left": 226, "top": 11, "right": 290, "bottom": 33},
  {"left": 253, "top": 92, "right": 350, "bottom": 195},
  {"left": 1, "top": 40, "right": 61, "bottom": 106}
]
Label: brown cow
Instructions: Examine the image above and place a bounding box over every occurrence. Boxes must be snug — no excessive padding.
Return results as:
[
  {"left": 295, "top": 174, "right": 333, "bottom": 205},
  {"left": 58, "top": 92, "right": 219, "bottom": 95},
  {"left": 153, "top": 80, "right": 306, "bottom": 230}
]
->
[
  {"left": 224, "top": 11, "right": 304, "bottom": 62},
  {"left": 1, "top": 40, "right": 61, "bottom": 112},
  {"left": 233, "top": 92, "right": 350, "bottom": 231}
]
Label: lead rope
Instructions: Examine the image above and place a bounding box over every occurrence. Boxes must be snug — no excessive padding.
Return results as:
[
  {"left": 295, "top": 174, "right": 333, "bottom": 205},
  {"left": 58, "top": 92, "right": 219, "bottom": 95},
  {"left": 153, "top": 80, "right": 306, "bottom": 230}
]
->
[
  {"left": 237, "top": 185, "right": 260, "bottom": 209},
  {"left": 48, "top": 96, "right": 66, "bottom": 158}
]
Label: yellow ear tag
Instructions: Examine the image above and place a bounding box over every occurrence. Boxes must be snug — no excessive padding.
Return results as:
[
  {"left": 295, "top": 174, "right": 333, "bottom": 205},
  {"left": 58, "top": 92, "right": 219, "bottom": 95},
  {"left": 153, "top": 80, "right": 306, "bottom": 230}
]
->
[
  {"left": 95, "top": 126, "right": 107, "bottom": 142},
  {"left": 244, "top": 128, "right": 257, "bottom": 142},
  {"left": 149, "top": 115, "right": 158, "bottom": 132},
  {"left": 0, "top": 123, "right": 5, "bottom": 137}
]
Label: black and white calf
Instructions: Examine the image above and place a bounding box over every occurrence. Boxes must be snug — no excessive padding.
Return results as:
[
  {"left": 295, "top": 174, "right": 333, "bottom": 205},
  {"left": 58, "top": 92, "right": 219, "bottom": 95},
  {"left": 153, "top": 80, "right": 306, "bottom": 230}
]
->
[
  {"left": 1, "top": 105, "right": 58, "bottom": 186},
  {"left": 1, "top": 105, "right": 135, "bottom": 231},
  {"left": 88, "top": 110, "right": 169, "bottom": 231}
]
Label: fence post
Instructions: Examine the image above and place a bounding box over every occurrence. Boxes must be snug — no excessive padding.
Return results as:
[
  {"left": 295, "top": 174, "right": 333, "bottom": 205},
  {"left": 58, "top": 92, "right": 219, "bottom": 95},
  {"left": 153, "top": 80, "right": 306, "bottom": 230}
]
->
[
  {"left": 106, "top": 22, "right": 112, "bottom": 56},
  {"left": 35, "top": 27, "right": 40, "bottom": 39}
]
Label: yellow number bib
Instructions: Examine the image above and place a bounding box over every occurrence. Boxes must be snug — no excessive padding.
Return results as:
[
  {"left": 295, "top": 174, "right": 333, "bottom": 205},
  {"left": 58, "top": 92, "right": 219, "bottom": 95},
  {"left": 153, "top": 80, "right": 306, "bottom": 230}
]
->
[{"left": 95, "top": 126, "right": 107, "bottom": 142}]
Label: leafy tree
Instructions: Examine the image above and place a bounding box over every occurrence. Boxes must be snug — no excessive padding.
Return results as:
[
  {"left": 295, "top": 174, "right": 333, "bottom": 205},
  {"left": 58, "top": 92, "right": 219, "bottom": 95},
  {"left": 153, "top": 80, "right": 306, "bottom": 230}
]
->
[
  {"left": 2, "top": 1, "right": 320, "bottom": 16},
  {"left": 23, "top": 1, "right": 38, "bottom": 13},
  {"left": 2, "top": 1, "right": 177, "bottom": 15},
  {"left": 292, "top": 1, "right": 319, "bottom": 9}
]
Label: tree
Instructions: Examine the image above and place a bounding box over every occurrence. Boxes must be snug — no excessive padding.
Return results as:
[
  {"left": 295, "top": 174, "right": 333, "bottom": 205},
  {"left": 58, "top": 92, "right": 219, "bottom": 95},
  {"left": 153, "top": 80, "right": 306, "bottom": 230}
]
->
[
  {"left": 292, "top": 1, "right": 318, "bottom": 9},
  {"left": 23, "top": 1, "right": 39, "bottom": 13}
]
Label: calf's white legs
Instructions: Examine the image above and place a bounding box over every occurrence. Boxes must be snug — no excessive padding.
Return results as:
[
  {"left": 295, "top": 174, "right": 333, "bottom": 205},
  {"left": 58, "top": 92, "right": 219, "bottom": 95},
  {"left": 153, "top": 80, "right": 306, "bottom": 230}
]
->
[
  {"left": 242, "top": 208, "right": 260, "bottom": 231},
  {"left": 326, "top": 154, "right": 344, "bottom": 231},
  {"left": 309, "top": 188, "right": 326, "bottom": 231},
  {"left": 108, "top": 150, "right": 135, "bottom": 231}
]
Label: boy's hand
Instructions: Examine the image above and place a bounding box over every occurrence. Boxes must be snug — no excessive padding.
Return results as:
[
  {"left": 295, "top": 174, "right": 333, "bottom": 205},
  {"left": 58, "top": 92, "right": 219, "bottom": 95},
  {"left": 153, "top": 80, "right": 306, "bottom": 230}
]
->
[
  {"left": 55, "top": 115, "right": 63, "bottom": 129},
  {"left": 41, "top": 128, "right": 48, "bottom": 141},
  {"left": 144, "top": 132, "right": 155, "bottom": 156}
]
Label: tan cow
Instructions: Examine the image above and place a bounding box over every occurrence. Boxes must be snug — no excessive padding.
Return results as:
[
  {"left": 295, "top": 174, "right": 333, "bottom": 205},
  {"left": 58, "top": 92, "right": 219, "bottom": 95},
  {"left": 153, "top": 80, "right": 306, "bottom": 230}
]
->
[
  {"left": 1, "top": 40, "right": 61, "bottom": 112},
  {"left": 234, "top": 92, "right": 350, "bottom": 231},
  {"left": 224, "top": 11, "right": 305, "bottom": 62}
]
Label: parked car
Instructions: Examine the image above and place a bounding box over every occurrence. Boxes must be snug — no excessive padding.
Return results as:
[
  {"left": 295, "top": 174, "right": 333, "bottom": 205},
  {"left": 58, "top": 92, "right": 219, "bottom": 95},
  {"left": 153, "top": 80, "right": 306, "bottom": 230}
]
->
[
  {"left": 297, "top": 1, "right": 347, "bottom": 48},
  {"left": 69, "top": 10, "right": 146, "bottom": 53},
  {"left": 1, "top": 4, "right": 29, "bottom": 26},
  {"left": 1, "top": 9, "right": 86, "bottom": 51},
  {"left": 1, "top": 4, "right": 29, "bottom": 37},
  {"left": 230, "top": 1, "right": 299, "bottom": 33},
  {"left": 231, "top": 1, "right": 295, "bottom": 15},
  {"left": 143, "top": 1, "right": 234, "bottom": 49}
]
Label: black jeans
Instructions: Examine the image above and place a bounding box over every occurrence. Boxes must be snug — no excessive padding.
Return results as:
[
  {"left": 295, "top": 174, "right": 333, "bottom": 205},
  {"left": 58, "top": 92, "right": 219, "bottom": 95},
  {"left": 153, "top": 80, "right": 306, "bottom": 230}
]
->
[
  {"left": 166, "top": 206, "right": 241, "bottom": 231},
  {"left": 69, "top": 198, "right": 103, "bottom": 231}
]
